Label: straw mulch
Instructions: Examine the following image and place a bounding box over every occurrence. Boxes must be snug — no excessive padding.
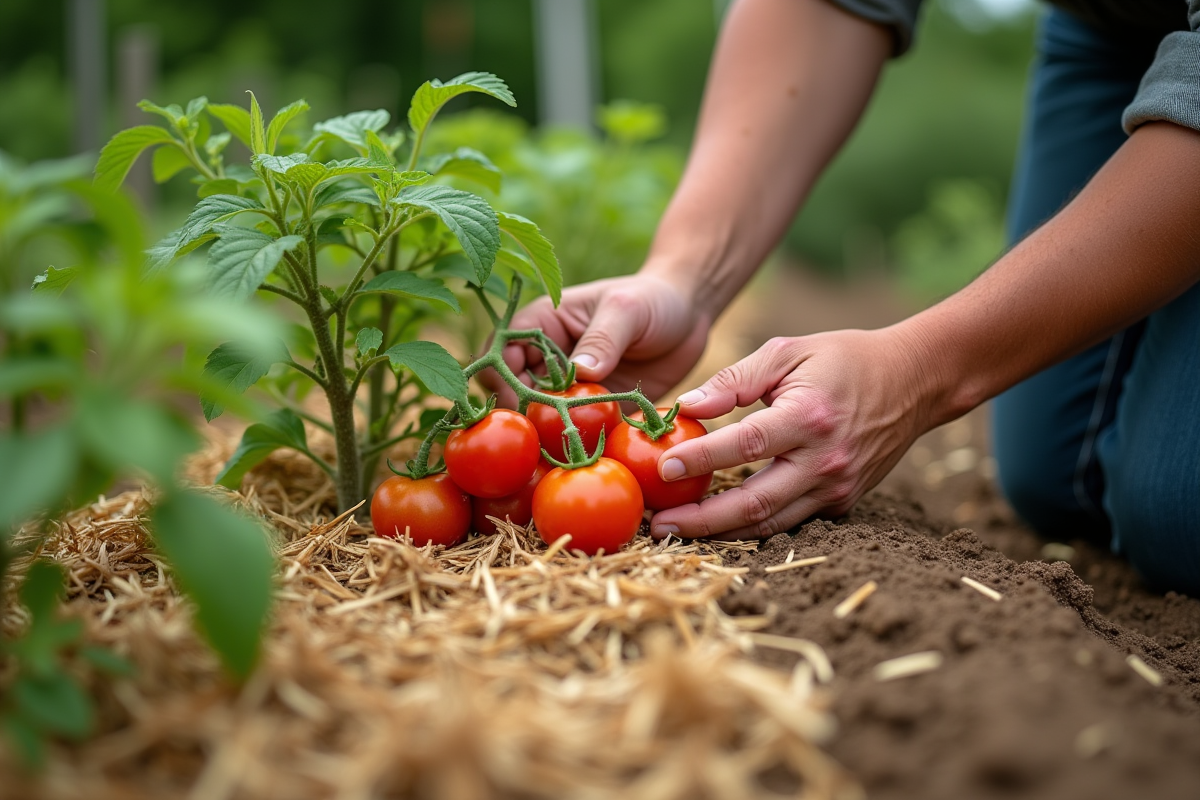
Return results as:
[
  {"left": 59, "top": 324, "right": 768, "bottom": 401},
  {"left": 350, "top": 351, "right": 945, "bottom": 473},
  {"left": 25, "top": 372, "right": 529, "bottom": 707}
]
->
[{"left": 1, "top": 441, "right": 862, "bottom": 800}]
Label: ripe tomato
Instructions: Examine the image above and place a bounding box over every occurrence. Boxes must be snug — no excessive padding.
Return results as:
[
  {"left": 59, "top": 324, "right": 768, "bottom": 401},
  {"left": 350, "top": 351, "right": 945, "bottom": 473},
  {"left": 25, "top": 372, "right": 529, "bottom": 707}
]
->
[
  {"left": 445, "top": 409, "right": 540, "bottom": 498},
  {"left": 607, "top": 410, "right": 713, "bottom": 511},
  {"left": 371, "top": 473, "right": 471, "bottom": 547},
  {"left": 526, "top": 382, "right": 622, "bottom": 462},
  {"left": 472, "top": 459, "right": 553, "bottom": 535},
  {"left": 532, "top": 457, "right": 644, "bottom": 556}
]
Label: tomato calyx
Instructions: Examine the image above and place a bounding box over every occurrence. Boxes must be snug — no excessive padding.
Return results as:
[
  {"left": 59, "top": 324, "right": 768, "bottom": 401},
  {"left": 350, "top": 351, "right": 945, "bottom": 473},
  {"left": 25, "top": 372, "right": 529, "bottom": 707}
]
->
[
  {"left": 454, "top": 394, "right": 498, "bottom": 428},
  {"left": 542, "top": 427, "right": 607, "bottom": 470},
  {"left": 620, "top": 402, "right": 681, "bottom": 441},
  {"left": 387, "top": 455, "right": 446, "bottom": 481}
]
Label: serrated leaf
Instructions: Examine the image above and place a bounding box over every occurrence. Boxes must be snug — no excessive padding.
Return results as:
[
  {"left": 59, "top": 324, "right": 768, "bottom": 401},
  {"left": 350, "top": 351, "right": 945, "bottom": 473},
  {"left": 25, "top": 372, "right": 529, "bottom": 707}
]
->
[
  {"left": 94, "top": 126, "right": 177, "bottom": 192},
  {"left": 357, "top": 272, "right": 461, "bottom": 313},
  {"left": 150, "top": 194, "right": 266, "bottom": 271},
  {"left": 365, "top": 129, "right": 394, "bottom": 166},
  {"left": 13, "top": 674, "right": 94, "bottom": 739},
  {"left": 31, "top": 266, "right": 79, "bottom": 296},
  {"left": 382, "top": 340, "right": 466, "bottom": 401},
  {"left": 314, "top": 181, "right": 379, "bottom": 209},
  {"left": 284, "top": 162, "right": 329, "bottom": 191},
  {"left": 498, "top": 212, "right": 562, "bottom": 306},
  {"left": 425, "top": 147, "right": 501, "bottom": 193},
  {"left": 151, "top": 144, "right": 193, "bottom": 183},
  {"left": 254, "top": 152, "right": 309, "bottom": 174},
  {"left": 392, "top": 185, "right": 499, "bottom": 285},
  {"left": 137, "top": 100, "right": 185, "bottom": 125},
  {"left": 200, "top": 340, "right": 290, "bottom": 421},
  {"left": 407, "top": 72, "right": 515, "bottom": 140},
  {"left": 208, "top": 226, "right": 303, "bottom": 302},
  {"left": 215, "top": 409, "right": 309, "bottom": 488},
  {"left": 0, "top": 428, "right": 77, "bottom": 530},
  {"left": 266, "top": 99, "right": 309, "bottom": 154},
  {"left": 150, "top": 490, "right": 273, "bottom": 678},
  {"left": 248, "top": 91, "right": 266, "bottom": 155},
  {"left": 207, "top": 104, "right": 253, "bottom": 148},
  {"left": 198, "top": 178, "right": 238, "bottom": 198},
  {"left": 313, "top": 109, "right": 390, "bottom": 150},
  {"left": 356, "top": 327, "right": 383, "bottom": 357}
]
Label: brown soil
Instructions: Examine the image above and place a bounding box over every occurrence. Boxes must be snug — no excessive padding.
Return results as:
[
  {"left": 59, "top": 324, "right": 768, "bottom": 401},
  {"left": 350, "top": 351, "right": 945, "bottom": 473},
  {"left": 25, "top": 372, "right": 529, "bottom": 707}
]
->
[{"left": 705, "top": 264, "right": 1200, "bottom": 799}]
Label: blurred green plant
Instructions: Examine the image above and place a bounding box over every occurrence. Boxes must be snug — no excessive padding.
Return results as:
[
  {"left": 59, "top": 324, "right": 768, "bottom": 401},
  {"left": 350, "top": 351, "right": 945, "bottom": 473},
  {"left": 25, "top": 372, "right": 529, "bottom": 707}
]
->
[
  {"left": 891, "top": 178, "right": 1006, "bottom": 302},
  {"left": 95, "top": 73, "right": 562, "bottom": 514},
  {"left": 1, "top": 151, "right": 276, "bottom": 764},
  {"left": 427, "top": 100, "right": 683, "bottom": 285}
]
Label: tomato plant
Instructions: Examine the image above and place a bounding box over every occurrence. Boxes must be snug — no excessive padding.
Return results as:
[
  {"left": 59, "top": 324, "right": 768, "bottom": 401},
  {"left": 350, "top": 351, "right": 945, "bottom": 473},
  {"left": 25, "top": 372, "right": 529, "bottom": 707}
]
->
[
  {"left": 526, "top": 382, "right": 622, "bottom": 462},
  {"left": 444, "top": 409, "right": 540, "bottom": 498},
  {"left": 472, "top": 459, "right": 553, "bottom": 535},
  {"left": 531, "top": 458, "right": 644, "bottom": 555},
  {"left": 371, "top": 473, "right": 471, "bottom": 547},
  {"left": 608, "top": 407, "right": 713, "bottom": 511}
]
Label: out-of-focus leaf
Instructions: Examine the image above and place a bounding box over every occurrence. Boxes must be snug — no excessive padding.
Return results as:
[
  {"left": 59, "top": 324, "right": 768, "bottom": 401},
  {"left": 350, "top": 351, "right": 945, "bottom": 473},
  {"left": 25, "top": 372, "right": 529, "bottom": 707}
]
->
[
  {"left": 151, "top": 145, "right": 193, "bottom": 183},
  {"left": 0, "top": 428, "right": 77, "bottom": 530},
  {"left": 30, "top": 266, "right": 79, "bottom": 296},
  {"left": 74, "top": 389, "right": 198, "bottom": 485},
  {"left": 150, "top": 490, "right": 274, "bottom": 678},
  {"left": 424, "top": 147, "right": 502, "bottom": 193},
  {"left": 200, "top": 340, "right": 290, "bottom": 422},
  {"left": 12, "top": 673, "right": 93, "bottom": 739}
]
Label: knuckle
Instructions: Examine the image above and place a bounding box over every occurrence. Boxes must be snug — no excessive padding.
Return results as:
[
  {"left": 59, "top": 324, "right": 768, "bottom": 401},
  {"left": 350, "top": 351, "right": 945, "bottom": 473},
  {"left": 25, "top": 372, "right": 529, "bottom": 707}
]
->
[
  {"left": 741, "top": 487, "right": 774, "bottom": 525},
  {"left": 815, "top": 446, "right": 853, "bottom": 479},
  {"left": 736, "top": 419, "right": 771, "bottom": 462},
  {"left": 708, "top": 364, "right": 744, "bottom": 394},
  {"left": 803, "top": 397, "right": 840, "bottom": 438}
]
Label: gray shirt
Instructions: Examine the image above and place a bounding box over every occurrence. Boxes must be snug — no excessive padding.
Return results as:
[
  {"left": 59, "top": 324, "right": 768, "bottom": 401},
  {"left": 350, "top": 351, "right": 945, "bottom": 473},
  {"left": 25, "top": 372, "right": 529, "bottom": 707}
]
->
[{"left": 828, "top": 0, "right": 1200, "bottom": 134}]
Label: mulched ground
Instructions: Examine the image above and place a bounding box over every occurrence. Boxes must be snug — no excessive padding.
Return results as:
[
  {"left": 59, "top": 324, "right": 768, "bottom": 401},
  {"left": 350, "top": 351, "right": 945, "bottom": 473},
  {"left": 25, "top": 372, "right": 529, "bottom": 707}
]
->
[{"left": 722, "top": 490, "right": 1200, "bottom": 800}]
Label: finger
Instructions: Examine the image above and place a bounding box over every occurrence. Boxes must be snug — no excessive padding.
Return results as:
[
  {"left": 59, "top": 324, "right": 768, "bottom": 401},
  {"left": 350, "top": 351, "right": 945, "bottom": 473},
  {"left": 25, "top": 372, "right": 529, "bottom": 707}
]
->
[
  {"left": 657, "top": 405, "right": 800, "bottom": 481},
  {"left": 674, "top": 337, "right": 802, "bottom": 419},
  {"left": 650, "top": 457, "right": 814, "bottom": 539},
  {"left": 568, "top": 292, "right": 648, "bottom": 381}
]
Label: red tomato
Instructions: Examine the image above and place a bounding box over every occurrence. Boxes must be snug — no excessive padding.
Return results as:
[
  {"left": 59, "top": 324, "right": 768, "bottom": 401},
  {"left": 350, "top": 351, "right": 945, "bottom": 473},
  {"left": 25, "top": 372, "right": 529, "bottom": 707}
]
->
[
  {"left": 532, "top": 457, "right": 644, "bottom": 556},
  {"left": 526, "top": 382, "right": 622, "bottom": 462},
  {"left": 607, "top": 410, "right": 713, "bottom": 511},
  {"left": 445, "top": 409, "right": 540, "bottom": 498},
  {"left": 371, "top": 473, "right": 471, "bottom": 547},
  {"left": 472, "top": 459, "right": 553, "bottom": 535}
]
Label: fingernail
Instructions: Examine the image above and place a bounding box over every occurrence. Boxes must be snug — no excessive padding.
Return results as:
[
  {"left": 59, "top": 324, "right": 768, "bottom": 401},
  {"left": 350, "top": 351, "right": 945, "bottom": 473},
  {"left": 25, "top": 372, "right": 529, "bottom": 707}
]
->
[
  {"left": 572, "top": 353, "right": 598, "bottom": 369},
  {"left": 661, "top": 458, "right": 686, "bottom": 481},
  {"left": 677, "top": 389, "right": 705, "bottom": 405},
  {"left": 652, "top": 523, "right": 679, "bottom": 539}
]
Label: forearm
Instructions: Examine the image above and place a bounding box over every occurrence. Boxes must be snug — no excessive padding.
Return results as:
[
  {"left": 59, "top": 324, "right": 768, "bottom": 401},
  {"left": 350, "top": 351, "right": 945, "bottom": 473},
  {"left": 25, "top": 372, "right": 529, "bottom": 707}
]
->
[
  {"left": 899, "top": 122, "right": 1200, "bottom": 427},
  {"left": 642, "top": 0, "right": 891, "bottom": 320}
]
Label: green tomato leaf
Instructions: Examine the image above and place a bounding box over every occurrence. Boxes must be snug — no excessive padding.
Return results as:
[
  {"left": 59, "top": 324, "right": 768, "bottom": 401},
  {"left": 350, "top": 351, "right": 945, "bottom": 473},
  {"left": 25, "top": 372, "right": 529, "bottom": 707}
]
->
[
  {"left": 597, "top": 100, "right": 667, "bottom": 144},
  {"left": 364, "top": 129, "right": 394, "bottom": 166},
  {"left": 312, "top": 109, "right": 390, "bottom": 150},
  {"left": 407, "top": 72, "right": 515, "bottom": 140},
  {"left": 498, "top": 212, "right": 562, "bottom": 306},
  {"left": 207, "top": 226, "right": 304, "bottom": 302},
  {"left": 200, "top": 340, "right": 291, "bottom": 422},
  {"left": 205, "top": 131, "right": 232, "bottom": 158},
  {"left": 0, "top": 427, "right": 77, "bottom": 530},
  {"left": 254, "top": 152, "right": 309, "bottom": 175},
  {"left": 149, "top": 194, "right": 266, "bottom": 271},
  {"left": 94, "top": 126, "right": 177, "bottom": 192},
  {"left": 215, "top": 409, "right": 309, "bottom": 489},
  {"left": 78, "top": 646, "right": 134, "bottom": 677},
  {"left": 424, "top": 147, "right": 502, "bottom": 193},
  {"left": 150, "top": 489, "right": 274, "bottom": 679},
  {"left": 74, "top": 389, "right": 199, "bottom": 485},
  {"left": 248, "top": 91, "right": 266, "bottom": 155},
  {"left": 30, "top": 266, "right": 79, "bottom": 296},
  {"left": 207, "top": 104, "right": 253, "bottom": 149},
  {"left": 382, "top": 340, "right": 466, "bottom": 401},
  {"left": 13, "top": 673, "right": 94, "bottom": 739},
  {"left": 185, "top": 96, "right": 209, "bottom": 123},
  {"left": 151, "top": 144, "right": 193, "bottom": 183},
  {"left": 284, "top": 163, "right": 329, "bottom": 192},
  {"left": 314, "top": 181, "right": 379, "bottom": 209},
  {"left": 392, "top": 185, "right": 499, "bottom": 285},
  {"left": 137, "top": 100, "right": 185, "bottom": 126},
  {"left": 356, "top": 327, "right": 383, "bottom": 357},
  {"left": 356, "top": 271, "right": 461, "bottom": 313},
  {"left": 3, "top": 708, "right": 46, "bottom": 767},
  {"left": 266, "top": 99, "right": 309, "bottom": 154},
  {"left": 0, "top": 357, "right": 77, "bottom": 394},
  {"left": 19, "top": 561, "right": 67, "bottom": 623},
  {"left": 428, "top": 256, "right": 508, "bottom": 298}
]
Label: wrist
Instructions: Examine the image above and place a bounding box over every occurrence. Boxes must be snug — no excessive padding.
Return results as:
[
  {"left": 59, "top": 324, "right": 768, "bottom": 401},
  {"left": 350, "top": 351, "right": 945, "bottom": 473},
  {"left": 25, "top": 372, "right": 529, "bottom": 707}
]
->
[{"left": 886, "top": 311, "right": 985, "bottom": 431}]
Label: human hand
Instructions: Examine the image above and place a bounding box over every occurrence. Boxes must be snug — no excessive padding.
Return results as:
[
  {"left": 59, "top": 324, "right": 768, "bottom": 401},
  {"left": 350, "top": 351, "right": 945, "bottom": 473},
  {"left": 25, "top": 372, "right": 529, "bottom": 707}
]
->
[
  {"left": 482, "top": 273, "right": 711, "bottom": 407},
  {"left": 648, "top": 328, "right": 941, "bottom": 541}
]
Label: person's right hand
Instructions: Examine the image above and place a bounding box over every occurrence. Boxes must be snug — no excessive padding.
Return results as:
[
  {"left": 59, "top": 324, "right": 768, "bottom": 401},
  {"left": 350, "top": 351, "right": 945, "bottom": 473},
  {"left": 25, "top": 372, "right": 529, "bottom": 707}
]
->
[{"left": 483, "top": 273, "right": 711, "bottom": 407}]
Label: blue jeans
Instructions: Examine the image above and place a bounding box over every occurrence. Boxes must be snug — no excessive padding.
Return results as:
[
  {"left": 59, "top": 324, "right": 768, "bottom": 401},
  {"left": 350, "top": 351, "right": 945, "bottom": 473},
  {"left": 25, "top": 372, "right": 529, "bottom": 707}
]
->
[{"left": 992, "top": 9, "right": 1200, "bottom": 594}]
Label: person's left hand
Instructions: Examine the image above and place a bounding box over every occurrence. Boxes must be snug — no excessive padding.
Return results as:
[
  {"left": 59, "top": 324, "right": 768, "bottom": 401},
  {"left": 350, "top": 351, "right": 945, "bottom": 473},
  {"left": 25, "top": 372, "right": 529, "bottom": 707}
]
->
[{"left": 648, "top": 327, "right": 944, "bottom": 541}]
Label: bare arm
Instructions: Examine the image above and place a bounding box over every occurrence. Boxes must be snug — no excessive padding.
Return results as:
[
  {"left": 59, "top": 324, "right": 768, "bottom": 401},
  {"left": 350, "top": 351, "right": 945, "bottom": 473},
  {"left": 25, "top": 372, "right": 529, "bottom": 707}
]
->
[
  {"left": 657, "top": 121, "right": 1200, "bottom": 540},
  {"left": 492, "top": 0, "right": 892, "bottom": 401}
]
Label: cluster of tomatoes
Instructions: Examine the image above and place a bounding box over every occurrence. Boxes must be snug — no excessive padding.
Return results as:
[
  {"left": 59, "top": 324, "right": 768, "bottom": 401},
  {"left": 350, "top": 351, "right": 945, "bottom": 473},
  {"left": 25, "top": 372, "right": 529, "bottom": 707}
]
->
[{"left": 369, "top": 382, "right": 713, "bottom": 555}]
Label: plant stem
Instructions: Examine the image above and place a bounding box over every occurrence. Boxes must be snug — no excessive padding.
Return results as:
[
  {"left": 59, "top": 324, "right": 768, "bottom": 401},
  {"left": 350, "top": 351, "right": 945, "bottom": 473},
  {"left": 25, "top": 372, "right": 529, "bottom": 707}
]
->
[{"left": 306, "top": 294, "right": 362, "bottom": 512}]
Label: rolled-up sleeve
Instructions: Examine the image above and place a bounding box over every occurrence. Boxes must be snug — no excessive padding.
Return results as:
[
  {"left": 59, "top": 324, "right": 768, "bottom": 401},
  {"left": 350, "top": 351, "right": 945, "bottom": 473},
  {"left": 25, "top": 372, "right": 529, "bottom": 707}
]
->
[
  {"left": 1123, "top": 2, "right": 1200, "bottom": 133},
  {"left": 825, "top": 0, "right": 925, "bottom": 56}
]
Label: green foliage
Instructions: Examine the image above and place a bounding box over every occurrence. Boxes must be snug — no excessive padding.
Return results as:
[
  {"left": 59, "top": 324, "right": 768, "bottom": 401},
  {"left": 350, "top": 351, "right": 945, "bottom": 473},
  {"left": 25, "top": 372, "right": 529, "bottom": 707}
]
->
[
  {"left": 426, "top": 101, "right": 683, "bottom": 286},
  {"left": 96, "top": 72, "right": 562, "bottom": 512}
]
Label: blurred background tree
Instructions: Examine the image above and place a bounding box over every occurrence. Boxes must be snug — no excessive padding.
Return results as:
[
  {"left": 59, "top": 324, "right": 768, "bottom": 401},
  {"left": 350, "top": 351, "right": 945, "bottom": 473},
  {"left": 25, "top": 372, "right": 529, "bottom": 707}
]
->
[{"left": 0, "top": 0, "right": 1036, "bottom": 299}]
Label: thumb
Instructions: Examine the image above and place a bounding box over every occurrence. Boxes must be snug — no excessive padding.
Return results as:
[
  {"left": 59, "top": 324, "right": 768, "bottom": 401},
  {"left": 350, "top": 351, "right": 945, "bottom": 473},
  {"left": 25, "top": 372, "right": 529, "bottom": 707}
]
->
[
  {"left": 674, "top": 339, "right": 795, "bottom": 419},
  {"left": 568, "top": 294, "right": 646, "bottom": 381}
]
